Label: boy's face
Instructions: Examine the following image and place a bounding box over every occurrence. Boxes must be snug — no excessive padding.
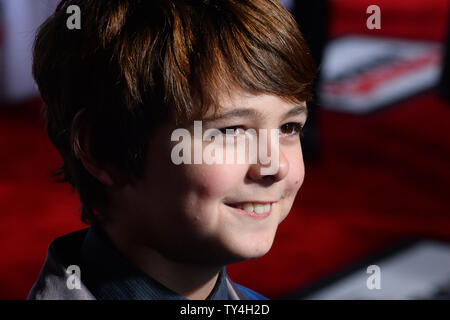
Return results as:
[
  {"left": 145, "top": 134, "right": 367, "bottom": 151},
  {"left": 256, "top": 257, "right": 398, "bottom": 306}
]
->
[{"left": 113, "top": 90, "right": 307, "bottom": 266}]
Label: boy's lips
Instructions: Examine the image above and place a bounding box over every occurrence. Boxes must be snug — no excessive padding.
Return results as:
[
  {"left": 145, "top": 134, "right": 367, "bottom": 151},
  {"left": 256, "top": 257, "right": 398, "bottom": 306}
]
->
[
  {"left": 226, "top": 201, "right": 276, "bottom": 206},
  {"left": 224, "top": 200, "right": 278, "bottom": 219}
]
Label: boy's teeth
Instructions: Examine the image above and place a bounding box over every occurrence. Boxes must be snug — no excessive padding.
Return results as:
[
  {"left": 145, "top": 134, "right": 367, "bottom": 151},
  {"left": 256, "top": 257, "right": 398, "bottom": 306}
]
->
[
  {"left": 254, "top": 204, "right": 265, "bottom": 214},
  {"left": 239, "top": 203, "right": 271, "bottom": 214},
  {"left": 242, "top": 203, "right": 254, "bottom": 213}
]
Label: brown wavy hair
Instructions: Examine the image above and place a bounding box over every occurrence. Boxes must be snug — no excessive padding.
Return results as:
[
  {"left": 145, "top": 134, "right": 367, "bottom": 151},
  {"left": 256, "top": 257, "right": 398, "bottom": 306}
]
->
[{"left": 32, "top": 0, "right": 316, "bottom": 224}]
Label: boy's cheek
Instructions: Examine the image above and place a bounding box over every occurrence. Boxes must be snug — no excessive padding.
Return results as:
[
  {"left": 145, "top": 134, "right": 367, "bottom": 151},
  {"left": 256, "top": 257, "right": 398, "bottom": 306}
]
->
[
  {"left": 183, "top": 163, "right": 247, "bottom": 197},
  {"left": 293, "top": 168, "right": 305, "bottom": 192},
  {"left": 283, "top": 154, "right": 305, "bottom": 203}
]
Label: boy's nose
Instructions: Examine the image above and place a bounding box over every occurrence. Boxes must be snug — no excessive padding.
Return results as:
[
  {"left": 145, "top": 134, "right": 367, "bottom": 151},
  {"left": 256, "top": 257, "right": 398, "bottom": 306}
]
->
[{"left": 246, "top": 148, "right": 289, "bottom": 183}]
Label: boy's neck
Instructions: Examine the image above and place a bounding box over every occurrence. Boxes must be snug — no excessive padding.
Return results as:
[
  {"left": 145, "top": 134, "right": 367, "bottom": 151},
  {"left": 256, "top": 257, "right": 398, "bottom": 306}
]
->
[{"left": 102, "top": 222, "right": 222, "bottom": 300}]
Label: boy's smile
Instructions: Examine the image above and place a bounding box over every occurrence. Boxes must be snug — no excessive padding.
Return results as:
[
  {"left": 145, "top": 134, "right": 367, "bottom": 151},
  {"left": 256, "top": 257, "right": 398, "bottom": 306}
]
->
[
  {"left": 105, "top": 89, "right": 307, "bottom": 266},
  {"left": 224, "top": 201, "right": 277, "bottom": 219}
]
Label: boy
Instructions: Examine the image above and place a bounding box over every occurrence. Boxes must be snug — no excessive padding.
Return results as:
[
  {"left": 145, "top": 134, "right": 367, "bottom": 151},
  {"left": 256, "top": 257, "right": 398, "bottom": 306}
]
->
[{"left": 28, "top": 0, "right": 315, "bottom": 300}]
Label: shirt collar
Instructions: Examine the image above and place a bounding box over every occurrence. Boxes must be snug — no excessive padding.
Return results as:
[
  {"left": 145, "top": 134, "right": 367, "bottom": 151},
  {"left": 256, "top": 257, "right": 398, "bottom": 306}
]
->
[{"left": 80, "top": 222, "right": 229, "bottom": 300}]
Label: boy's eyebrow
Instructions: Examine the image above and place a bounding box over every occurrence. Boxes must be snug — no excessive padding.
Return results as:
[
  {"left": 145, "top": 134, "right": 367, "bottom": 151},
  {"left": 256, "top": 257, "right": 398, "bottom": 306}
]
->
[
  {"left": 282, "top": 104, "right": 308, "bottom": 120},
  {"left": 204, "top": 104, "right": 307, "bottom": 122}
]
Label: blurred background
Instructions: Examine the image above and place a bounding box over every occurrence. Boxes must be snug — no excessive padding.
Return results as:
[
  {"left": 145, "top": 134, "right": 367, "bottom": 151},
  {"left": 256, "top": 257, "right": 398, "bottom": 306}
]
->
[{"left": 0, "top": 0, "right": 449, "bottom": 299}]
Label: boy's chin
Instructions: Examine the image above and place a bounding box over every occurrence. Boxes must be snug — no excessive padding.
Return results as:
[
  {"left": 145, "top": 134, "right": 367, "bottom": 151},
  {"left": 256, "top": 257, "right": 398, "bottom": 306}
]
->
[{"left": 223, "top": 236, "right": 275, "bottom": 262}]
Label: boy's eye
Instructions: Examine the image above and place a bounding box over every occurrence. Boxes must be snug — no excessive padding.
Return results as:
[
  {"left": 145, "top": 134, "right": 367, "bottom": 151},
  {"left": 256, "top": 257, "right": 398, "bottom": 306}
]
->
[
  {"left": 279, "top": 122, "right": 304, "bottom": 137},
  {"left": 218, "top": 123, "right": 304, "bottom": 137}
]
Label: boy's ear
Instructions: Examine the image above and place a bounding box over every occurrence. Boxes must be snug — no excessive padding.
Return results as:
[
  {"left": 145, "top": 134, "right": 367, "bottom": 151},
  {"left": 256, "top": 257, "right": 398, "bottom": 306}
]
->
[{"left": 72, "top": 108, "right": 125, "bottom": 187}]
